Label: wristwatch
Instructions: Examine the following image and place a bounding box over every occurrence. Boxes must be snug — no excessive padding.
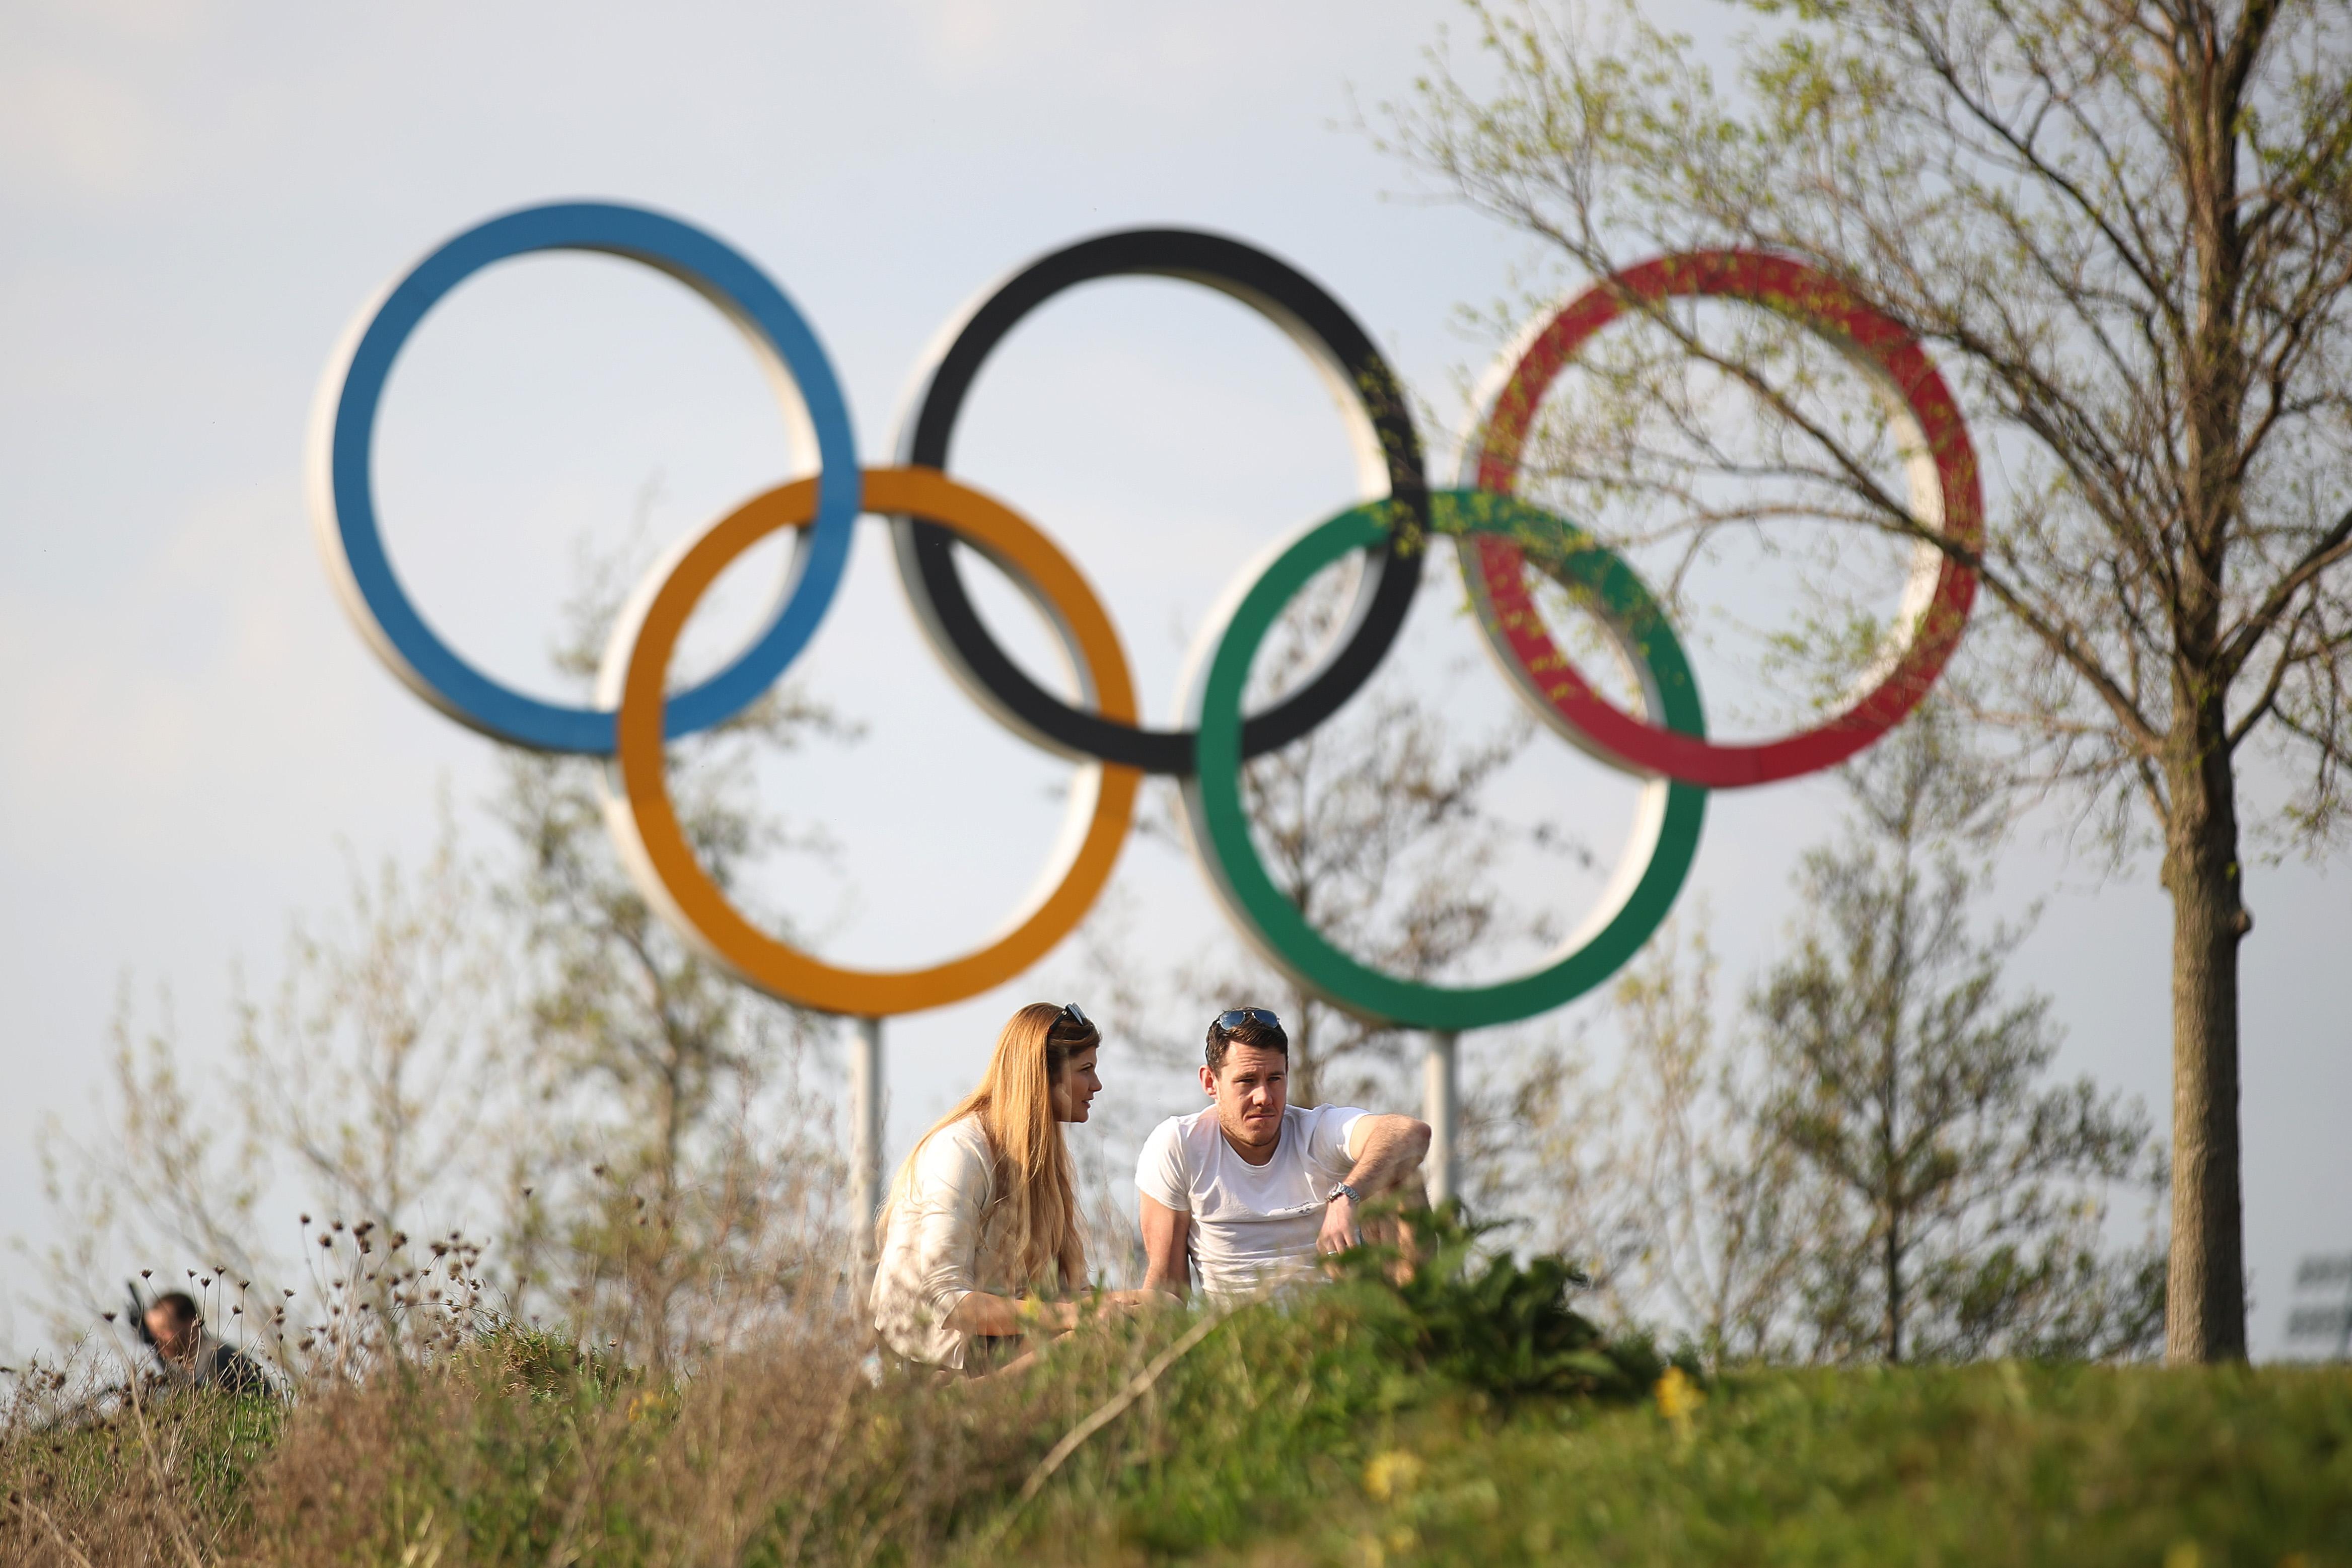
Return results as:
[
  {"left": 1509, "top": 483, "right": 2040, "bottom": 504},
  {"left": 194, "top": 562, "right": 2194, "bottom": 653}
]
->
[{"left": 1326, "top": 1181, "right": 1363, "bottom": 1206}]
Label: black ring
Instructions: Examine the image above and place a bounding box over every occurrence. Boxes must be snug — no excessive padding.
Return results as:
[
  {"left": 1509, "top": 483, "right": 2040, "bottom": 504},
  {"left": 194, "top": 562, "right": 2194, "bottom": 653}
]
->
[{"left": 892, "top": 229, "right": 1428, "bottom": 775}]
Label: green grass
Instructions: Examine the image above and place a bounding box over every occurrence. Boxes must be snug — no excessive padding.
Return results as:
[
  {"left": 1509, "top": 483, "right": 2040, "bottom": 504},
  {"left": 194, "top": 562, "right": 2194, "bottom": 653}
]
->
[
  {"left": 7, "top": 1252, "right": 2349, "bottom": 1567},
  {"left": 992, "top": 1299, "right": 2352, "bottom": 1567},
  {"left": 1233, "top": 1363, "right": 2352, "bottom": 1567},
  {"left": 2, "top": 1384, "right": 282, "bottom": 1562}
]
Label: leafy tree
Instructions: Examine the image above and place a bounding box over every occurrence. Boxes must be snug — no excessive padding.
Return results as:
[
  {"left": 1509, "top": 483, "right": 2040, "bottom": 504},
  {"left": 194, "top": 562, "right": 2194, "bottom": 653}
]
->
[
  {"left": 1382, "top": 0, "right": 2352, "bottom": 1360},
  {"left": 1752, "top": 714, "right": 2165, "bottom": 1362},
  {"left": 1487, "top": 720, "right": 2162, "bottom": 1364}
]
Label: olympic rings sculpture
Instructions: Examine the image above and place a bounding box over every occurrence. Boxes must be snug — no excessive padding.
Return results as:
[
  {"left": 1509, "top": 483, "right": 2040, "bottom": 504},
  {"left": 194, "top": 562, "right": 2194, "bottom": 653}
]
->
[{"left": 311, "top": 202, "right": 1982, "bottom": 1031}]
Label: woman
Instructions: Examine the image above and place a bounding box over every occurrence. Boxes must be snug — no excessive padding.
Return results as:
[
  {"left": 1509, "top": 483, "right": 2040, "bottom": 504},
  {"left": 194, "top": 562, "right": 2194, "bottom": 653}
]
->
[{"left": 871, "top": 1001, "right": 1145, "bottom": 1372}]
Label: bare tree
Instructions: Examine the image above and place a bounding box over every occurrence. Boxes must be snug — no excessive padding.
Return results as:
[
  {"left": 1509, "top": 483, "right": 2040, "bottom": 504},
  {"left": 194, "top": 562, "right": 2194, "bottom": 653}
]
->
[
  {"left": 1218, "top": 695, "right": 1526, "bottom": 1108},
  {"left": 235, "top": 801, "right": 513, "bottom": 1244},
  {"left": 1588, "top": 916, "right": 1811, "bottom": 1361},
  {"left": 33, "top": 987, "right": 276, "bottom": 1341},
  {"left": 1381, "top": 0, "right": 2352, "bottom": 1360},
  {"left": 33, "top": 516, "right": 856, "bottom": 1369},
  {"left": 31, "top": 810, "right": 506, "bottom": 1358},
  {"left": 1158, "top": 568, "right": 1565, "bottom": 1111},
  {"left": 490, "top": 564, "right": 851, "bottom": 1368}
]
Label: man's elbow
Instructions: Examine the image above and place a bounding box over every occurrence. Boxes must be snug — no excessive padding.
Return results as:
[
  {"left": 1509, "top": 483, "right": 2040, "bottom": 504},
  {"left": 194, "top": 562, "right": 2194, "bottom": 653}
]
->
[{"left": 1397, "top": 1116, "right": 1433, "bottom": 1166}]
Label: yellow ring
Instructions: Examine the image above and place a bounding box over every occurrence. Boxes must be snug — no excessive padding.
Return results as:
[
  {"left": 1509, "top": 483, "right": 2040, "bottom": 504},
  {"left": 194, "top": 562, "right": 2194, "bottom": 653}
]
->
[{"left": 603, "top": 466, "right": 1142, "bottom": 1017}]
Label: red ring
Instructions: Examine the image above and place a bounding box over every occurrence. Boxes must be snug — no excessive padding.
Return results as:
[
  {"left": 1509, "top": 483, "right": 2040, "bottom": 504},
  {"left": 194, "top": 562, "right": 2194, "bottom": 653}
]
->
[{"left": 1469, "top": 250, "right": 1982, "bottom": 788}]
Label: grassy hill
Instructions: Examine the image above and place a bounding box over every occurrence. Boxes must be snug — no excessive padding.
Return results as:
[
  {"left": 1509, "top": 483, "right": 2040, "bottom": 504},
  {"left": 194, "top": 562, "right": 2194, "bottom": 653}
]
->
[{"left": 7, "top": 1255, "right": 2349, "bottom": 1566}]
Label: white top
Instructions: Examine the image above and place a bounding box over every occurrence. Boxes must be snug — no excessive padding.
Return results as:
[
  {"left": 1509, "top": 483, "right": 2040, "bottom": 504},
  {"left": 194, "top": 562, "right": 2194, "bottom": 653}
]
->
[
  {"left": 1134, "top": 1103, "right": 1369, "bottom": 1302},
  {"left": 869, "top": 1115, "right": 1034, "bottom": 1370}
]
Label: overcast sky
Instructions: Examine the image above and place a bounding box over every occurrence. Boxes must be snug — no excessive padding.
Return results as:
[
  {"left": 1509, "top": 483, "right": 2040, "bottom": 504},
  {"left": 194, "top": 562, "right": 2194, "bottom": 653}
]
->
[{"left": 2, "top": 0, "right": 2344, "bottom": 1359}]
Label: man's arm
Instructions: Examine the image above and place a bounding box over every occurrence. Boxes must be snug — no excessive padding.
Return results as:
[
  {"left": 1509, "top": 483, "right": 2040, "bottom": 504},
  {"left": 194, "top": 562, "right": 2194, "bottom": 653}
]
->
[
  {"left": 1139, "top": 1194, "right": 1191, "bottom": 1300},
  {"left": 1317, "top": 1113, "right": 1432, "bottom": 1254}
]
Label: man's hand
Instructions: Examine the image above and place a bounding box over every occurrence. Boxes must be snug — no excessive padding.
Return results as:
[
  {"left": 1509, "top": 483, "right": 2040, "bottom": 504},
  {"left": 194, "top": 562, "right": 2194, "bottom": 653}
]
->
[
  {"left": 1317, "top": 1191, "right": 1363, "bottom": 1256},
  {"left": 1316, "top": 1112, "right": 1433, "bottom": 1261}
]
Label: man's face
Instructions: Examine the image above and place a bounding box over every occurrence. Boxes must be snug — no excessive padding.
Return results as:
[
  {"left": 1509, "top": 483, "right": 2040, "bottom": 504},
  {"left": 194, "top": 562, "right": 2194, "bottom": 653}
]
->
[
  {"left": 1200, "top": 1043, "right": 1288, "bottom": 1151},
  {"left": 1052, "top": 1046, "right": 1102, "bottom": 1123},
  {"left": 145, "top": 1306, "right": 195, "bottom": 1362}
]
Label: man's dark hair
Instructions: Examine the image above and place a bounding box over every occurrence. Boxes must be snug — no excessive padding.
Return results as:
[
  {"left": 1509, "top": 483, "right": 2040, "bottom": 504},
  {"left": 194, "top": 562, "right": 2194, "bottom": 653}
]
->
[
  {"left": 1206, "top": 1010, "right": 1289, "bottom": 1074},
  {"left": 149, "top": 1291, "right": 199, "bottom": 1327}
]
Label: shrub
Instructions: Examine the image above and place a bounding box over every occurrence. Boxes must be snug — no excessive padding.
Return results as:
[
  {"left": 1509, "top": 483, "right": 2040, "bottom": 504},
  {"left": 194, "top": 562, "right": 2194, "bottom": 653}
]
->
[{"left": 1324, "top": 1205, "right": 1685, "bottom": 1401}]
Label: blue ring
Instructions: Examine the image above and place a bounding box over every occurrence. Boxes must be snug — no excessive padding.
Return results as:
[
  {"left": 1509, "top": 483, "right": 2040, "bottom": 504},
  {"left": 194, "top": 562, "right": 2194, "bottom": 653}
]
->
[{"left": 315, "top": 202, "right": 859, "bottom": 754}]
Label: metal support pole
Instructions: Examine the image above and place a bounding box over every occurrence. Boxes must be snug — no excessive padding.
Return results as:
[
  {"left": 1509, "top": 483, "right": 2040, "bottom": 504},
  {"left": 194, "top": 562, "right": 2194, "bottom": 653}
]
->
[
  {"left": 850, "top": 1016, "right": 885, "bottom": 1277},
  {"left": 1422, "top": 1031, "right": 1459, "bottom": 1209}
]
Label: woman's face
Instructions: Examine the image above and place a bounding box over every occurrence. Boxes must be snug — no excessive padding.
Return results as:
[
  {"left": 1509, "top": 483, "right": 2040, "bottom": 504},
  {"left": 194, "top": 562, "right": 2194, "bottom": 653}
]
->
[{"left": 1051, "top": 1045, "right": 1102, "bottom": 1123}]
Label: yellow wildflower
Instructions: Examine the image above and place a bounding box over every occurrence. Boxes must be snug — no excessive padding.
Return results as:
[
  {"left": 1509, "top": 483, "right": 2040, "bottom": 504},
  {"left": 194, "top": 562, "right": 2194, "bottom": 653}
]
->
[
  {"left": 1364, "top": 1449, "right": 1426, "bottom": 1502},
  {"left": 1655, "top": 1366, "right": 1705, "bottom": 1438}
]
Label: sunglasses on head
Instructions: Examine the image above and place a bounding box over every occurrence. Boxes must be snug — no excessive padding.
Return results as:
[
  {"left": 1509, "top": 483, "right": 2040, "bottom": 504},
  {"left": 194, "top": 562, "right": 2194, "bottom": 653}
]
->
[
  {"left": 1060, "top": 1002, "right": 1090, "bottom": 1029},
  {"left": 1215, "top": 1008, "right": 1281, "bottom": 1032}
]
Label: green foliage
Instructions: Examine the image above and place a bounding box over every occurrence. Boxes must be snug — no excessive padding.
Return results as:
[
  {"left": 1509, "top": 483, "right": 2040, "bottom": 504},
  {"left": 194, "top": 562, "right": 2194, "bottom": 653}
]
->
[{"left": 1327, "top": 1204, "right": 1680, "bottom": 1401}]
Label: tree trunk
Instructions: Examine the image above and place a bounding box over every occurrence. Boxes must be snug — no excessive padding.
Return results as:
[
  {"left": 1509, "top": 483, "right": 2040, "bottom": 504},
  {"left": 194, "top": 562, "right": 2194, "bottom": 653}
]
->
[
  {"left": 1289, "top": 986, "right": 1320, "bottom": 1108},
  {"left": 1882, "top": 1030, "right": 1904, "bottom": 1364},
  {"left": 2162, "top": 715, "right": 2249, "bottom": 1363},
  {"left": 1883, "top": 1219, "right": 1903, "bottom": 1364}
]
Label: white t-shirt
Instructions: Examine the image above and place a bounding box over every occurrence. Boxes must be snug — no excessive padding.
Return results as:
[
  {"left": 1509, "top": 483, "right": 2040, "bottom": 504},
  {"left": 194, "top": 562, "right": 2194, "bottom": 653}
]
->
[{"left": 1134, "top": 1103, "right": 1369, "bottom": 1302}]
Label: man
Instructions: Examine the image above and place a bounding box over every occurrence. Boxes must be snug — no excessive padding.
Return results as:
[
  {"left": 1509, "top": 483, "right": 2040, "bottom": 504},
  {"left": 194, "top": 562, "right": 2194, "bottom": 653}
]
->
[
  {"left": 1136, "top": 1007, "right": 1431, "bottom": 1302},
  {"left": 137, "top": 1289, "right": 269, "bottom": 1394}
]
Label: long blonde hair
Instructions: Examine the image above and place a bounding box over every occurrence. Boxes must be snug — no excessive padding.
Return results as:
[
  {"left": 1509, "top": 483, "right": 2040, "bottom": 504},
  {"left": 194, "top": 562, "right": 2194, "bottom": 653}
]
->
[{"left": 879, "top": 1002, "right": 1094, "bottom": 1292}]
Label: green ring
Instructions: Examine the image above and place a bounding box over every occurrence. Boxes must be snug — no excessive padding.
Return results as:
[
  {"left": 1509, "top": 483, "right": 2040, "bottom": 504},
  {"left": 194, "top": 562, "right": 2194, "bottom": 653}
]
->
[{"left": 1180, "top": 490, "right": 1709, "bottom": 1031}]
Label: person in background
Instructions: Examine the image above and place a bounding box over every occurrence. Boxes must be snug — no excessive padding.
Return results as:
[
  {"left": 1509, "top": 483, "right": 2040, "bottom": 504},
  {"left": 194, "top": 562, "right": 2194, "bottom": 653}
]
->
[
  {"left": 871, "top": 1001, "right": 1154, "bottom": 1373},
  {"left": 1136, "top": 1007, "right": 1431, "bottom": 1303},
  {"left": 136, "top": 1290, "right": 269, "bottom": 1394}
]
